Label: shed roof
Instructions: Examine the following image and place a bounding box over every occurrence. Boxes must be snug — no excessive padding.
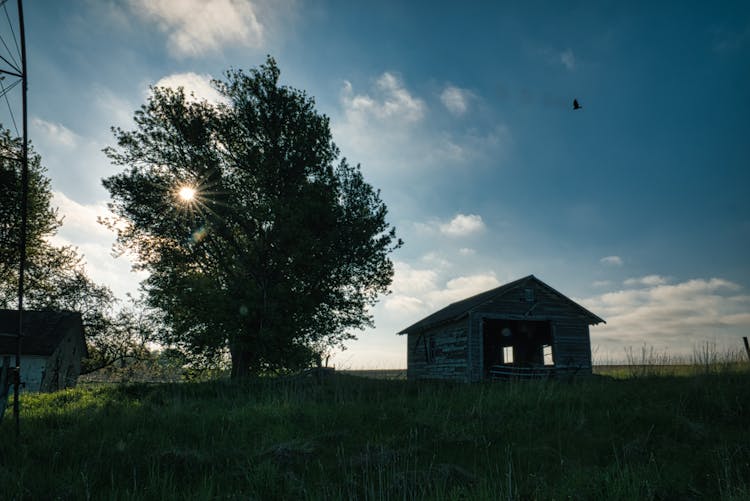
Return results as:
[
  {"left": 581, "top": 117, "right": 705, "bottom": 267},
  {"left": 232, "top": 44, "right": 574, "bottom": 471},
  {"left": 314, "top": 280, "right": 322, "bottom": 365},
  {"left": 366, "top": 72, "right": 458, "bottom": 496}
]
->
[
  {"left": 0, "top": 309, "right": 86, "bottom": 357},
  {"left": 397, "top": 275, "right": 605, "bottom": 335}
]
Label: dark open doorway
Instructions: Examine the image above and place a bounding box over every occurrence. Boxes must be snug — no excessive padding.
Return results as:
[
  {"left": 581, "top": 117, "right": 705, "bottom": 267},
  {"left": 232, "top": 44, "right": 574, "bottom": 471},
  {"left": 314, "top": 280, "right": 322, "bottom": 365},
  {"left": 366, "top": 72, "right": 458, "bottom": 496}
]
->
[{"left": 483, "top": 319, "right": 553, "bottom": 378}]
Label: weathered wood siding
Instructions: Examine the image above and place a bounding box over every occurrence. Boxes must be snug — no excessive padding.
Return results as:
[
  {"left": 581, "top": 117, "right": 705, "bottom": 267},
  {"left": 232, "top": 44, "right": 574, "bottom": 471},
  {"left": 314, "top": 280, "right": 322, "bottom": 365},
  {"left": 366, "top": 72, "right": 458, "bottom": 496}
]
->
[
  {"left": 407, "top": 320, "right": 468, "bottom": 381},
  {"left": 41, "top": 325, "right": 85, "bottom": 392},
  {"left": 469, "top": 313, "right": 482, "bottom": 382},
  {"left": 552, "top": 322, "right": 592, "bottom": 369},
  {"left": 14, "top": 356, "right": 47, "bottom": 392},
  {"left": 474, "top": 281, "right": 590, "bottom": 322},
  {"left": 471, "top": 282, "right": 593, "bottom": 377}
]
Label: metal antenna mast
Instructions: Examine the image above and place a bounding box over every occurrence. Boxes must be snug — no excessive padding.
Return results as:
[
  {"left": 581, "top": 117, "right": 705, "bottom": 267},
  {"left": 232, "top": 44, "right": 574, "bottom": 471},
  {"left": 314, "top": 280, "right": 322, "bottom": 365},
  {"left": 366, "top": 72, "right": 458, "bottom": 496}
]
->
[
  {"left": 15, "top": 0, "right": 28, "bottom": 439},
  {"left": 0, "top": 0, "right": 27, "bottom": 437}
]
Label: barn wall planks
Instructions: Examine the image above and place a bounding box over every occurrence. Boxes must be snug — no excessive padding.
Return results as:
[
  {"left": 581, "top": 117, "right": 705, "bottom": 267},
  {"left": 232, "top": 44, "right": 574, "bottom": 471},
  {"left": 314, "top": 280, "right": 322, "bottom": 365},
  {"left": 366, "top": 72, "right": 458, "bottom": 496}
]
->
[
  {"left": 552, "top": 321, "right": 592, "bottom": 368},
  {"left": 407, "top": 320, "right": 469, "bottom": 381}
]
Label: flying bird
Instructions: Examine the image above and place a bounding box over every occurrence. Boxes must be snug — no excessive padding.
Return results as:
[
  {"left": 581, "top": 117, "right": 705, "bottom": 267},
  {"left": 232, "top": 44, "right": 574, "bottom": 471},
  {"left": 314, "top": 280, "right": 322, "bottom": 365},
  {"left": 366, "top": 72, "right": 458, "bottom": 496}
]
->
[{"left": 573, "top": 98, "right": 582, "bottom": 110}]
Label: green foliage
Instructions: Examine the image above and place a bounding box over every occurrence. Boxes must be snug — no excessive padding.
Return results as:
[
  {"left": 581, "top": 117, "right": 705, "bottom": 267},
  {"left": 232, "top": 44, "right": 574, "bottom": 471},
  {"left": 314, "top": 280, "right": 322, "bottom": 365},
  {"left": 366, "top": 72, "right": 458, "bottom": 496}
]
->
[
  {"left": 1, "top": 128, "right": 71, "bottom": 307},
  {"left": 0, "top": 127, "right": 151, "bottom": 375},
  {"left": 102, "top": 57, "right": 401, "bottom": 377},
  {"left": 1, "top": 372, "right": 749, "bottom": 499}
]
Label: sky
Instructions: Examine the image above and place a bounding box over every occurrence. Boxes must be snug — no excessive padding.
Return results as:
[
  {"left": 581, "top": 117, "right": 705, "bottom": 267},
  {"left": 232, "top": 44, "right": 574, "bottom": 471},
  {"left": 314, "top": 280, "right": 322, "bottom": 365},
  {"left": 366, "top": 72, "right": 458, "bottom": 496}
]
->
[{"left": 1, "top": 0, "right": 748, "bottom": 368}]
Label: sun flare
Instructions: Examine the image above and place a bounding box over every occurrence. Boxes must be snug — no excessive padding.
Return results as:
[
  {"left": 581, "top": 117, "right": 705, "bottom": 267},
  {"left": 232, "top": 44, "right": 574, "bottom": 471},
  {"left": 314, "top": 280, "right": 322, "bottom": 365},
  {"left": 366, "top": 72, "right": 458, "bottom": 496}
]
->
[{"left": 178, "top": 186, "right": 196, "bottom": 202}]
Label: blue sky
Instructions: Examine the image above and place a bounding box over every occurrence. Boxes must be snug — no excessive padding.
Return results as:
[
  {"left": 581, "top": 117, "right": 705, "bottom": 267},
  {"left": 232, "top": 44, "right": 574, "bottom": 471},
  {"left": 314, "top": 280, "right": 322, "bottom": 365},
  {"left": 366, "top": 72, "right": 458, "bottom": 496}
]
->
[{"left": 2, "top": 0, "right": 749, "bottom": 367}]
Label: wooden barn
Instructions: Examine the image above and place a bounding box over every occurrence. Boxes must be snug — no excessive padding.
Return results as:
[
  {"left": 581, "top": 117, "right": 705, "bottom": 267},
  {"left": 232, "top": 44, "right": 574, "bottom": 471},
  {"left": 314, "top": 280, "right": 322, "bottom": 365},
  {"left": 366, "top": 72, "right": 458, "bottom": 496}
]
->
[
  {"left": 0, "top": 310, "right": 87, "bottom": 392},
  {"left": 399, "top": 275, "right": 605, "bottom": 382}
]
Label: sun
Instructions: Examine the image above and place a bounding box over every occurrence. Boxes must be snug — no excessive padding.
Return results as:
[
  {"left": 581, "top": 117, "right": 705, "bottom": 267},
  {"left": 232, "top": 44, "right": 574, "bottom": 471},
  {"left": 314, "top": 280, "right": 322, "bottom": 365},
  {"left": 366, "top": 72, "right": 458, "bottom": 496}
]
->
[{"left": 178, "top": 186, "right": 196, "bottom": 202}]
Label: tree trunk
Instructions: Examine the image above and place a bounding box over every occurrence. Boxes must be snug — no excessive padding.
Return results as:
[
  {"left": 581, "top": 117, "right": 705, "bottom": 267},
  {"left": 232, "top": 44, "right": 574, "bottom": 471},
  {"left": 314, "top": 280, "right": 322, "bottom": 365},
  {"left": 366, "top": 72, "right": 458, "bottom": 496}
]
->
[{"left": 229, "top": 340, "right": 253, "bottom": 379}]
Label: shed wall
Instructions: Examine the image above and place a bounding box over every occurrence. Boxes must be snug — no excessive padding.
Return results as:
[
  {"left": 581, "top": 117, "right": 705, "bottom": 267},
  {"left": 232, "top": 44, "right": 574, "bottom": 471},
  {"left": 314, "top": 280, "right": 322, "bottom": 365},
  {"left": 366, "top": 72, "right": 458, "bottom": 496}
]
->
[
  {"left": 552, "top": 321, "right": 592, "bottom": 369},
  {"left": 407, "top": 320, "right": 468, "bottom": 381},
  {"left": 41, "top": 327, "right": 84, "bottom": 392},
  {"left": 9, "top": 356, "right": 47, "bottom": 392}
]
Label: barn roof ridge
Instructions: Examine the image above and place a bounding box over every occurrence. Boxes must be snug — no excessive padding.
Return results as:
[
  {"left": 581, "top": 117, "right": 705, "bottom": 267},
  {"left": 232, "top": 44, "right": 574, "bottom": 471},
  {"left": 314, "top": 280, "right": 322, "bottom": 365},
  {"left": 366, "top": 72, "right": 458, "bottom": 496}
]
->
[{"left": 397, "top": 274, "right": 604, "bottom": 335}]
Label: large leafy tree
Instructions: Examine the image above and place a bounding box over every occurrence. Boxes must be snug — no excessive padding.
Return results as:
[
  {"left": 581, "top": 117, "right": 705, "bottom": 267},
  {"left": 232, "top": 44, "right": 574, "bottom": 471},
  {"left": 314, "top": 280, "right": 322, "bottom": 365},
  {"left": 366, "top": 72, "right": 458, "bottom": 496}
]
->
[
  {"left": 0, "top": 128, "right": 150, "bottom": 374},
  {"left": 103, "top": 57, "right": 401, "bottom": 377}
]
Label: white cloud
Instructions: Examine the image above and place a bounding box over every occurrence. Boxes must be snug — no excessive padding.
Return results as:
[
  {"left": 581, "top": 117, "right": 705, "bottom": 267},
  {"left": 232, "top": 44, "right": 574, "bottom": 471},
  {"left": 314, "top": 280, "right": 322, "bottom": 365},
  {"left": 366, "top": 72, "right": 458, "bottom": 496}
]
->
[
  {"left": 459, "top": 247, "right": 475, "bottom": 256},
  {"left": 390, "top": 261, "right": 438, "bottom": 295},
  {"left": 376, "top": 248, "right": 500, "bottom": 326},
  {"left": 153, "top": 72, "right": 225, "bottom": 103},
  {"left": 593, "top": 280, "right": 612, "bottom": 288},
  {"left": 427, "top": 273, "right": 500, "bottom": 307},
  {"left": 48, "top": 191, "right": 145, "bottom": 299},
  {"left": 560, "top": 48, "right": 576, "bottom": 70},
  {"left": 331, "top": 73, "right": 433, "bottom": 178},
  {"left": 723, "top": 313, "right": 750, "bottom": 325},
  {"left": 51, "top": 191, "right": 112, "bottom": 241},
  {"left": 129, "top": 0, "right": 264, "bottom": 57},
  {"left": 440, "top": 214, "right": 485, "bottom": 237},
  {"left": 32, "top": 118, "right": 78, "bottom": 147},
  {"left": 624, "top": 275, "right": 668, "bottom": 287},
  {"left": 420, "top": 252, "right": 452, "bottom": 270},
  {"left": 600, "top": 255, "right": 623, "bottom": 266},
  {"left": 384, "top": 268, "right": 500, "bottom": 321},
  {"left": 583, "top": 277, "right": 750, "bottom": 355},
  {"left": 440, "top": 85, "right": 473, "bottom": 116},
  {"left": 384, "top": 295, "right": 427, "bottom": 315},
  {"left": 341, "top": 73, "right": 426, "bottom": 125},
  {"left": 332, "top": 71, "right": 510, "bottom": 178}
]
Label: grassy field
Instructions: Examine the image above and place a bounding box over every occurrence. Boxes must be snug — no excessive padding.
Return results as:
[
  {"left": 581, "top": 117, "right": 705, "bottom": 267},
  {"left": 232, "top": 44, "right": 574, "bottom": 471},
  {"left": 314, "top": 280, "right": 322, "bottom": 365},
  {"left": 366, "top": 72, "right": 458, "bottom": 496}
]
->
[{"left": 1, "top": 369, "right": 749, "bottom": 500}]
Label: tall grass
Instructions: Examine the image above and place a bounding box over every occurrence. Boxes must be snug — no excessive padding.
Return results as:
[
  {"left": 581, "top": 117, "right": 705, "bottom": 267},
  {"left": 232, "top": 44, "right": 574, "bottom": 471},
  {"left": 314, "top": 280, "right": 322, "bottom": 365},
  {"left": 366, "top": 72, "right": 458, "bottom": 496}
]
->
[
  {"left": 595, "top": 342, "right": 749, "bottom": 378},
  {"left": 1, "top": 366, "right": 749, "bottom": 500}
]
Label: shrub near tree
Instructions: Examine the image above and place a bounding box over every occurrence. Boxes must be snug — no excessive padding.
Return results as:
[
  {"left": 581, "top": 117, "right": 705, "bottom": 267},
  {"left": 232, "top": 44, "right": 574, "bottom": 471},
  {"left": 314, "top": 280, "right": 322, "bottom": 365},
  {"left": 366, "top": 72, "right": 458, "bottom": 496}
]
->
[{"left": 103, "top": 57, "right": 401, "bottom": 378}]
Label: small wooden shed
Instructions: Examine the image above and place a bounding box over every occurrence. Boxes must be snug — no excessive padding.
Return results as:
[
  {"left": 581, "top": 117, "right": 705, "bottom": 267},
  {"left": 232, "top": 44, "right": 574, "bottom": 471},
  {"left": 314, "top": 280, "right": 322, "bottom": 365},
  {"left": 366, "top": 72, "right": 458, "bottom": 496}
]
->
[
  {"left": 398, "top": 275, "right": 605, "bottom": 382},
  {"left": 0, "top": 309, "right": 87, "bottom": 392}
]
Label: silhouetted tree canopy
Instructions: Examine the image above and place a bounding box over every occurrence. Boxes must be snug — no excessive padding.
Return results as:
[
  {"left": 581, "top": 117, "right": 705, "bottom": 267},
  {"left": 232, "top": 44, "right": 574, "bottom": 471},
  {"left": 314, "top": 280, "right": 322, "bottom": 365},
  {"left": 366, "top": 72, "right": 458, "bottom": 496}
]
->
[
  {"left": 0, "top": 128, "right": 151, "bottom": 373},
  {"left": 102, "top": 57, "right": 401, "bottom": 378}
]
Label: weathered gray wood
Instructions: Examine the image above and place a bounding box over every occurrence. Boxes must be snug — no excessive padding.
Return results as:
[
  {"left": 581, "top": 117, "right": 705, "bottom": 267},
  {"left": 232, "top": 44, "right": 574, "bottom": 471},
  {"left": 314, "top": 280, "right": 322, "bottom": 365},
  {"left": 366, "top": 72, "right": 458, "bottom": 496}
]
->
[
  {"left": 0, "top": 356, "right": 11, "bottom": 421},
  {"left": 408, "top": 320, "right": 469, "bottom": 381}
]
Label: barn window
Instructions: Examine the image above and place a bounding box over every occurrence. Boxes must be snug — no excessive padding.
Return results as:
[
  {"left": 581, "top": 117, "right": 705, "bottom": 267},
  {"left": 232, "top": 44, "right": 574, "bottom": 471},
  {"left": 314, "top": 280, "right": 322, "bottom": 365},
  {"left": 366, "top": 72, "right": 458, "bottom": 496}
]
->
[
  {"left": 524, "top": 288, "right": 535, "bottom": 302},
  {"left": 503, "top": 346, "right": 514, "bottom": 364},
  {"left": 543, "top": 344, "right": 554, "bottom": 366}
]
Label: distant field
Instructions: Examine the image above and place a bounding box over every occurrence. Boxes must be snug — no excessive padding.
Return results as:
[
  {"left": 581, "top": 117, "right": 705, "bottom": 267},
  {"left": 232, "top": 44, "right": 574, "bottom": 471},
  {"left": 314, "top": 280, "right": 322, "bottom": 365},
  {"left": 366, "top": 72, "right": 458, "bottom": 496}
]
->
[{"left": 1, "top": 367, "right": 748, "bottom": 499}]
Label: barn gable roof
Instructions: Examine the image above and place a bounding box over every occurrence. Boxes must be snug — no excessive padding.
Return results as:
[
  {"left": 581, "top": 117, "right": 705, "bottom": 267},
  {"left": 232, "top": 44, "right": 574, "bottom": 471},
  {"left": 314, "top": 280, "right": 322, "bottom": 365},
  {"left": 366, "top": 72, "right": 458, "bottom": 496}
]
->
[
  {"left": 0, "top": 310, "right": 87, "bottom": 357},
  {"left": 397, "top": 275, "right": 604, "bottom": 335}
]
